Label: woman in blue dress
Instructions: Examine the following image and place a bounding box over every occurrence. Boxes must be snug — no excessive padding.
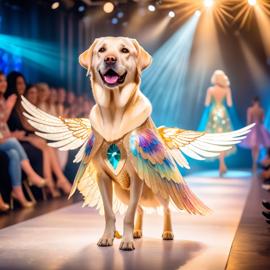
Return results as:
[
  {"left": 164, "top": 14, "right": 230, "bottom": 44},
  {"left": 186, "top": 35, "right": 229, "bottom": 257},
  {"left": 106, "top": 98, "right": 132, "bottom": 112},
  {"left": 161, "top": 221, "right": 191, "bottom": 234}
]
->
[{"left": 204, "top": 70, "right": 234, "bottom": 176}]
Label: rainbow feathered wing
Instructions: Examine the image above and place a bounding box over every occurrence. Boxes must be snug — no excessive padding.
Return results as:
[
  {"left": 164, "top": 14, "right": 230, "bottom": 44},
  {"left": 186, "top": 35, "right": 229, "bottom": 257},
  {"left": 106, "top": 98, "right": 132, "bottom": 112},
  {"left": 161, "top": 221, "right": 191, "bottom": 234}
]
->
[
  {"left": 21, "top": 96, "right": 255, "bottom": 215},
  {"left": 124, "top": 128, "right": 211, "bottom": 215}
]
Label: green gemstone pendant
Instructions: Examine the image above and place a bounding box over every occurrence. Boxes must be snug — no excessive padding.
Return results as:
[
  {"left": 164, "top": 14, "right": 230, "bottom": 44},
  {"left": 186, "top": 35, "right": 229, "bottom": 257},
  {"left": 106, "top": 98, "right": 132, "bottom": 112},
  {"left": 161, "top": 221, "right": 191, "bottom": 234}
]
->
[{"left": 107, "top": 144, "right": 121, "bottom": 170}]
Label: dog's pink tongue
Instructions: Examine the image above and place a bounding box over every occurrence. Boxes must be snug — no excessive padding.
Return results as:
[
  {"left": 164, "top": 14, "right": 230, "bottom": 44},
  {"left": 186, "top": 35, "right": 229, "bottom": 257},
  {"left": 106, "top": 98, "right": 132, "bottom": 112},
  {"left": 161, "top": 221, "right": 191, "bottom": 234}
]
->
[{"left": 104, "top": 75, "right": 118, "bottom": 84}]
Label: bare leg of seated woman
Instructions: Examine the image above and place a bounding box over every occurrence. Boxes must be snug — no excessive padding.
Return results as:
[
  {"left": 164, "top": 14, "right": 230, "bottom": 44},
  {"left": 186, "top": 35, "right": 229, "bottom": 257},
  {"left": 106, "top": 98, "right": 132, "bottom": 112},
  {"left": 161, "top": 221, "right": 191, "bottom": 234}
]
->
[
  {"left": 0, "top": 193, "right": 10, "bottom": 212},
  {"left": 48, "top": 147, "right": 71, "bottom": 194},
  {"left": 21, "top": 159, "right": 46, "bottom": 187},
  {"left": 26, "top": 136, "right": 71, "bottom": 195},
  {"left": 42, "top": 150, "right": 61, "bottom": 197},
  {"left": 26, "top": 136, "right": 60, "bottom": 197}
]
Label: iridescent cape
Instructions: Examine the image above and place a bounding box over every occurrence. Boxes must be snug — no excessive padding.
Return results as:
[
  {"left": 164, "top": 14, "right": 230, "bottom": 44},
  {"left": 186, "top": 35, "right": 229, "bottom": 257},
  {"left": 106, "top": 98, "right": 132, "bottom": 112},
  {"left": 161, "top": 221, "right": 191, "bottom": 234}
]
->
[{"left": 21, "top": 96, "right": 254, "bottom": 216}]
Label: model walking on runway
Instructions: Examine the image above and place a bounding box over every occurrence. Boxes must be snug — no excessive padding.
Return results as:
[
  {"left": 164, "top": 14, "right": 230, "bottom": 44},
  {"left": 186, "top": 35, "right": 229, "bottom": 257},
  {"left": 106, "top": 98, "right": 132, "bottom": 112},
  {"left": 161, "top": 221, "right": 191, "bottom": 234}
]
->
[
  {"left": 204, "top": 70, "right": 234, "bottom": 176},
  {"left": 240, "top": 97, "right": 270, "bottom": 172}
]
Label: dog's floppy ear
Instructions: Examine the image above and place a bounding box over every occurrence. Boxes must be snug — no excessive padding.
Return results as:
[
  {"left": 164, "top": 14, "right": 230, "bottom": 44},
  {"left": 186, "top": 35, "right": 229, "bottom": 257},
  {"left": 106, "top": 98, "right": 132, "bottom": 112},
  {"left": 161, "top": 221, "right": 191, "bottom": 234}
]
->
[
  {"left": 79, "top": 38, "right": 99, "bottom": 75},
  {"left": 131, "top": 39, "right": 152, "bottom": 71}
]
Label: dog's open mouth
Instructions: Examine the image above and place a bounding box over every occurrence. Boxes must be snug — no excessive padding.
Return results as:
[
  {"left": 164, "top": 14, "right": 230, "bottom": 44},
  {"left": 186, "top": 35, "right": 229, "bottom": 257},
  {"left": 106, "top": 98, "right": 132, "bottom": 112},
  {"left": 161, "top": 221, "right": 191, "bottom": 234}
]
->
[{"left": 99, "top": 69, "right": 127, "bottom": 87}]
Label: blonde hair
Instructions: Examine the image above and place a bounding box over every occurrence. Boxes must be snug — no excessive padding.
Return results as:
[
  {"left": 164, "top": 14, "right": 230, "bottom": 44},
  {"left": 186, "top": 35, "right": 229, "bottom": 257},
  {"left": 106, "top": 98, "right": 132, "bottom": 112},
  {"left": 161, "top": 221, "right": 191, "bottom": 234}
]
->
[{"left": 211, "top": 70, "right": 230, "bottom": 87}]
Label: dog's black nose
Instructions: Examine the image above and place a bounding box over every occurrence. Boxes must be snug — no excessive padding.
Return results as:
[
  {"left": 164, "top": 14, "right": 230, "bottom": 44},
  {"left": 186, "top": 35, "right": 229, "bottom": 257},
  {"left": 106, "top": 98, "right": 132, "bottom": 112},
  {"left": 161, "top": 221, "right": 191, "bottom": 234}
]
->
[{"left": 105, "top": 55, "right": 117, "bottom": 65}]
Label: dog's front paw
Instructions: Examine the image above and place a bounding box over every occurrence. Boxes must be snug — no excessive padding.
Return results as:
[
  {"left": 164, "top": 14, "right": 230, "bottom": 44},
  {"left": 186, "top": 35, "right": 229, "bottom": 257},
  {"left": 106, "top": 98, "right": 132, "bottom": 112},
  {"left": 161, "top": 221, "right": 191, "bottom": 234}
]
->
[
  {"left": 162, "top": 231, "right": 174, "bottom": 240},
  {"left": 119, "top": 239, "right": 135, "bottom": 251},
  {"left": 133, "top": 229, "right": 142, "bottom": 239},
  {"left": 97, "top": 237, "right": 114, "bottom": 247}
]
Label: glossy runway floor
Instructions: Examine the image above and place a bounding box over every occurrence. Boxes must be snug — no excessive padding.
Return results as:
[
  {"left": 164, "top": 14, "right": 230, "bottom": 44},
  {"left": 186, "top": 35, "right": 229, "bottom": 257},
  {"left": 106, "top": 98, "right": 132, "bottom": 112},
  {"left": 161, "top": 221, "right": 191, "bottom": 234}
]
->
[{"left": 0, "top": 171, "right": 252, "bottom": 270}]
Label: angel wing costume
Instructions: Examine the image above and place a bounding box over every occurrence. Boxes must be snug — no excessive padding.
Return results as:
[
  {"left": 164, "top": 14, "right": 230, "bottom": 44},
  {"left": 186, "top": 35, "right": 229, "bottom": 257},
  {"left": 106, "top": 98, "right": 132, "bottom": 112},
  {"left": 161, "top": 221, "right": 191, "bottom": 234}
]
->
[{"left": 21, "top": 96, "right": 254, "bottom": 216}]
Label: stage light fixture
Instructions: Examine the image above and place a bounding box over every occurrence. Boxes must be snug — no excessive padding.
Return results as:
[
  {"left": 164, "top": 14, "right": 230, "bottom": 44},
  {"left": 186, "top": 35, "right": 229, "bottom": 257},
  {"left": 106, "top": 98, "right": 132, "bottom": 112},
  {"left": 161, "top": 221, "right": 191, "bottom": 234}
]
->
[
  {"left": 195, "top": 10, "right": 201, "bottom": 17},
  {"left": 78, "top": 4, "right": 86, "bottom": 13},
  {"left": 103, "top": 2, "right": 114, "bottom": 13},
  {"left": 112, "top": 17, "right": 118, "bottom": 25},
  {"left": 148, "top": 5, "right": 156, "bottom": 12},
  {"left": 248, "top": 0, "right": 256, "bottom": 6},
  {"left": 141, "top": 13, "right": 200, "bottom": 127},
  {"left": 234, "top": 0, "right": 260, "bottom": 29},
  {"left": 168, "top": 11, "right": 175, "bottom": 18},
  {"left": 160, "top": 0, "right": 232, "bottom": 32},
  {"left": 204, "top": 0, "right": 214, "bottom": 8},
  {"left": 51, "top": 1, "right": 60, "bottom": 10},
  {"left": 117, "top": 11, "right": 124, "bottom": 18}
]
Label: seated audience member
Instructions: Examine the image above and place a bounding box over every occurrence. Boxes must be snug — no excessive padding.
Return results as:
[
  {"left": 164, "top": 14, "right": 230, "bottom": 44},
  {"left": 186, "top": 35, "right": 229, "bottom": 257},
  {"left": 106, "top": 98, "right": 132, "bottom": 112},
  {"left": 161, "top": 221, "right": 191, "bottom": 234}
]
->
[
  {"left": 53, "top": 87, "right": 69, "bottom": 169},
  {"left": 64, "top": 91, "right": 76, "bottom": 117},
  {"left": 56, "top": 88, "right": 67, "bottom": 117},
  {"left": 6, "top": 72, "right": 45, "bottom": 180},
  {"left": 68, "top": 94, "right": 80, "bottom": 117},
  {"left": 262, "top": 200, "right": 270, "bottom": 224},
  {"left": 48, "top": 87, "right": 58, "bottom": 116},
  {"left": 35, "top": 82, "right": 50, "bottom": 112},
  {"left": 0, "top": 193, "right": 9, "bottom": 212},
  {"left": 6, "top": 73, "right": 71, "bottom": 196},
  {"left": 262, "top": 200, "right": 270, "bottom": 210},
  {"left": 31, "top": 84, "right": 71, "bottom": 194},
  {"left": 79, "top": 99, "right": 92, "bottom": 118},
  {"left": 0, "top": 71, "right": 45, "bottom": 210},
  {"left": 76, "top": 95, "right": 84, "bottom": 116},
  {"left": 36, "top": 84, "right": 70, "bottom": 171},
  {"left": 261, "top": 148, "right": 270, "bottom": 191}
]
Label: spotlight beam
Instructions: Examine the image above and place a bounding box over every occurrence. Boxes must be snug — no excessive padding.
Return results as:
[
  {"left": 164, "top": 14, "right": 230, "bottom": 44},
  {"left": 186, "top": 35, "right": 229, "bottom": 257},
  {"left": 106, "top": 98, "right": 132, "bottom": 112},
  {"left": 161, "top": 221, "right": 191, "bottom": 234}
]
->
[
  {"left": 141, "top": 13, "right": 201, "bottom": 127},
  {"left": 254, "top": 4, "right": 270, "bottom": 57},
  {"left": 238, "top": 35, "right": 269, "bottom": 89},
  {"left": 0, "top": 34, "right": 60, "bottom": 72},
  {"left": 233, "top": 0, "right": 259, "bottom": 29}
]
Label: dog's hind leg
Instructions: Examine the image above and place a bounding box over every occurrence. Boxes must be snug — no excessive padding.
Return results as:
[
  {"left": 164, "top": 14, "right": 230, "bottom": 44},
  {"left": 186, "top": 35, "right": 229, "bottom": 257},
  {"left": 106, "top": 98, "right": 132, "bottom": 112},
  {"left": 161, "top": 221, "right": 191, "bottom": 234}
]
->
[
  {"left": 120, "top": 174, "right": 144, "bottom": 251},
  {"left": 133, "top": 205, "right": 143, "bottom": 239},
  {"left": 162, "top": 207, "right": 174, "bottom": 240},
  {"left": 157, "top": 196, "right": 174, "bottom": 240},
  {"left": 97, "top": 172, "right": 116, "bottom": 247}
]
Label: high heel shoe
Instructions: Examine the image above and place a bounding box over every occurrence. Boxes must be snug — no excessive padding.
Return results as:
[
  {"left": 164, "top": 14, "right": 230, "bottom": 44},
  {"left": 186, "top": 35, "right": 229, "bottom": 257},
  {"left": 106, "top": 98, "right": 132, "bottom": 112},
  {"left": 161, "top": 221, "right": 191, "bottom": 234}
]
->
[
  {"left": 28, "top": 177, "right": 46, "bottom": 188},
  {"left": 56, "top": 179, "right": 72, "bottom": 195},
  {"left": 10, "top": 192, "right": 34, "bottom": 210},
  {"left": 47, "top": 185, "right": 61, "bottom": 198},
  {"left": 0, "top": 202, "right": 10, "bottom": 212}
]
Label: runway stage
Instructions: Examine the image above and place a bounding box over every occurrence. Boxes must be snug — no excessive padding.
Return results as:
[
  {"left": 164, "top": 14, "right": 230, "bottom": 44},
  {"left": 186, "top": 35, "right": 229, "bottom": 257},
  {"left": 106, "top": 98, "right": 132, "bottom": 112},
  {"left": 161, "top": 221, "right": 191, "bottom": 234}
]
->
[{"left": 0, "top": 171, "right": 252, "bottom": 270}]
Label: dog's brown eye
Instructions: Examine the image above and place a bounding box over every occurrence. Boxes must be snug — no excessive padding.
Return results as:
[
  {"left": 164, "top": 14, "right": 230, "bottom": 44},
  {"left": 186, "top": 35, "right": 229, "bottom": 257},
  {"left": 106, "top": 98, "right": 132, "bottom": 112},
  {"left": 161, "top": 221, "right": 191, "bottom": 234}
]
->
[
  {"left": 121, "top": 48, "right": 129, "bottom": 54},
  {"left": 99, "top": 47, "right": 106, "bottom": 53}
]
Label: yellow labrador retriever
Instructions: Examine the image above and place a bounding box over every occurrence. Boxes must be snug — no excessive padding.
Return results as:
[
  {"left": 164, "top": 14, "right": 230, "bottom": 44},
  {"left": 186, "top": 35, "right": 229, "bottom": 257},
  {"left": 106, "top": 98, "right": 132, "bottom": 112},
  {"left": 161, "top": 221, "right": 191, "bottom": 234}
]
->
[
  {"left": 22, "top": 36, "right": 253, "bottom": 251},
  {"left": 79, "top": 37, "right": 167, "bottom": 250}
]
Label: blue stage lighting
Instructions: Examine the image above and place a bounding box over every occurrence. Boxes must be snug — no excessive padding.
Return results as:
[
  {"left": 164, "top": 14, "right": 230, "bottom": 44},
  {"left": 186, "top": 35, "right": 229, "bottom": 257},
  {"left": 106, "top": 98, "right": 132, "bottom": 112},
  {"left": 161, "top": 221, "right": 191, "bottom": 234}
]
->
[
  {"left": 112, "top": 18, "right": 118, "bottom": 25},
  {"left": 117, "top": 11, "right": 124, "bottom": 18},
  {"left": 0, "top": 34, "right": 59, "bottom": 73},
  {"left": 265, "top": 109, "right": 270, "bottom": 131},
  {"left": 141, "top": 13, "right": 201, "bottom": 128},
  {"left": 78, "top": 5, "right": 85, "bottom": 13}
]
